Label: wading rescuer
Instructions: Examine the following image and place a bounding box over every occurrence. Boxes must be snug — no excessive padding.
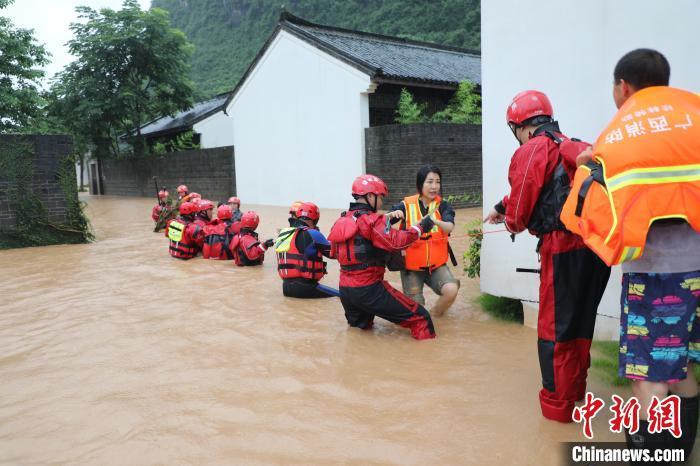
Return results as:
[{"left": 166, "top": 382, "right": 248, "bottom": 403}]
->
[
  {"left": 229, "top": 211, "right": 275, "bottom": 266},
  {"left": 275, "top": 202, "right": 338, "bottom": 298},
  {"left": 287, "top": 201, "right": 303, "bottom": 225},
  {"left": 561, "top": 49, "right": 700, "bottom": 463},
  {"left": 203, "top": 205, "right": 236, "bottom": 260},
  {"left": 484, "top": 91, "right": 611, "bottom": 422},
  {"left": 176, "top": 184, "right": 189, "bottom": 201},
  {"left": 194, "top": 199, "right": 214, "bottom": 227},
  {"left": 151, "top": 189, "right": 170, "bottom": 223},
  {"left": 327, "top": 174, "right": 436, "bottom": 340},
  {"left": 227, "top": 197, "right": 243, "bottom": 222},
  {"left": 387, "top": 164, "right": 460, "bottom": 317},
  {"left": 166, "top": 201, "right": 204, "bottom": 260}
]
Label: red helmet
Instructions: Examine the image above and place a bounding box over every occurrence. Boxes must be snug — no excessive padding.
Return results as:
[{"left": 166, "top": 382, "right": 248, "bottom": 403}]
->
[
  {"left": 217, "top": 204, "right": 232, "bottom": 220},
  {"left": 228, "top": 196, "right": 241, "bottom": 205},
  {"left": 289, "top": 200, "right": 303, "bottom": 215},
  {"left": 352, "top": 174, "right": 388, "bottom": 197},
  {"left": 296, "top": 202, "right": 320, "bottom": 222},
  {"left": 177, "top": 184, "right": 189, "bottom": 195},
  {"left": 158, "top": 190, "right": 169, "bottom": 200},
  {"left": 241, "top": 211, "right": 259, "bottom": 230},
  {"left": 197, "top": 199, "right": 214, "bottom": 212},
  {"left": 179, "top": 201, "right": 196, "bottom": 215},
  {"left": 189, "top": 192, "right": 201, "bottom": 201},
  {"left": 506, "top": 90, "right": 553, "bottom": 126}
]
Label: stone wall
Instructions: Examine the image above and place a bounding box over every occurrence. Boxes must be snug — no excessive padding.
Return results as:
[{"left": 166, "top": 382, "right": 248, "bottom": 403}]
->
[
  {"left": 100, "top": 146, "right": 235, "bottom": 201},
  {"left": 0, "top": 134, "right": 74, "bottom": 229},
  {"left": 365, "top": 123, "right": 482, "bottom": 208}
]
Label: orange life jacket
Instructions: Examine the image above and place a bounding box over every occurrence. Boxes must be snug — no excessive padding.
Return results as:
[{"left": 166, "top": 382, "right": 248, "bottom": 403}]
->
[
  {"left": 402, "top": 194, "right": 449, "bottom": 271},
  {"left": 560, "top": 86, "right": 700, "bottom": 266}
]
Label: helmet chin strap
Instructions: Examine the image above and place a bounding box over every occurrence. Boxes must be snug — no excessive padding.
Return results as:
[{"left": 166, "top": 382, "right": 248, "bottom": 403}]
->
[
  {"left": 509, "top": 123, "right": 524, "bottom": 145},
  {"left": 363, "top": 194, "right": 378, "bottom": 212}
]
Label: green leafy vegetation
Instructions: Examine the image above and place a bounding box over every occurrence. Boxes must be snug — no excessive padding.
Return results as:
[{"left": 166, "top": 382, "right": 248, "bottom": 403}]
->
[
  {"left": 0, "top": 0, "right": 49, "bottom": 132},
  {"left": 152, "top": 130, "right": 201, "bottom": 154},
  {"left": 152, "top": 0, "right": 480, "bottom": 98},
  {"left": 395, "top": 81, "right": 481, "bottom": 124},
  {"left": 50, "top": 0, "right": 195, "bottom": 159},
  {"left": 475, "top": 293, "right": 524, "bottom": 323},
  {"left": 430, "top": 81, "right": 482, "bottom": 124},
  {"left": 395, "top": 88, "right": 427, "bottom": 124},
  {"left": 461, "top": 219, "right": 482, "bottom": 278}
]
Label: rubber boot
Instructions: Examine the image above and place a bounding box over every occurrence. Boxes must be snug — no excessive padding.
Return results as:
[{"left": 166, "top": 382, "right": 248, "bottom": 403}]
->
[
  {"left": 672, "top": 395, "right": 699, "bottom": 462},
  {"left": 625, "top": 420, "right": 671, "bottom": 465}
]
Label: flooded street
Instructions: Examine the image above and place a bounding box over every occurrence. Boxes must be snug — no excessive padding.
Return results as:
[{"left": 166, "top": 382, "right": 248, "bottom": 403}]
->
[{"left": 1, "top": 195, "right": 624, "bottom": 465}]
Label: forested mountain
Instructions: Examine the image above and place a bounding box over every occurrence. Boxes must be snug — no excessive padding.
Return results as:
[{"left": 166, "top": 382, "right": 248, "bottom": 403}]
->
[{"left": 151, "top": 0, "right": 480, "bottom": 98}]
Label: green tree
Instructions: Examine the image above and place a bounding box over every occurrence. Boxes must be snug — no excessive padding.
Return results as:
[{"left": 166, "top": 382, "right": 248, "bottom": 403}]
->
[
  {"left": 395, "top": 88, "right": 427, "bottom": 124},
  {"left": 51, "top": 0, "right": 194, "bottom": 158},
  {"left": 0, "top": 0, "right": 49, "bottom": 132}
]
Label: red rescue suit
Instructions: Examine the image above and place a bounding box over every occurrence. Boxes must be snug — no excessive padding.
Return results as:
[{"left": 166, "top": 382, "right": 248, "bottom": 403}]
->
[
  {"left": 193, "top": 216, "right": 210, "bottom": 228},
  {"left": 276, "top": 227, "right": 327, "bottom": 280},
  {"left": 151, "top": 204, "right": 164, "bottom": 222},
  {"left": 166, "top": 217, "right": 204, "bottom": 260},
  {"left": 229, "top": 230, "right": 267, "bottom": 266},
  {"left": 499, "top": 124, "right": 610, "bottom": 422},
  {"left": 328, "top": 203, "right": 435, "bottom": 340},
  {"left": 203, "top": 218, "right": 235, "bottom": 260}
]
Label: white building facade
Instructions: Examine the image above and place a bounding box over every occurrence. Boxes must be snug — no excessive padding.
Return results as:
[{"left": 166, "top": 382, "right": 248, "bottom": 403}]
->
[
  {"left": 225, "top": 12, "right": 481, "bottom": 209},
  {"left": 228, "top": 30, "right": 373, "bottom": 209}
]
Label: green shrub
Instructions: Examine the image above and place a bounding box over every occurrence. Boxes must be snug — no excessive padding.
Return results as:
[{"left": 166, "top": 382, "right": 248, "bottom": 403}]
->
[
  {"left": 431, "top": 80, "right": 482, "bottom": 124},
  {"left": 150, "top": 130, "right": 201, "bottom": 155},
  {"left": 394, "top": 88, "right": 427, "bottom": 124},
  {"left": 462, "top": 219, "right": 482, "bottom": 278},
  {"left": 476, "top": 293, "right": 523, "bottom": 323}
]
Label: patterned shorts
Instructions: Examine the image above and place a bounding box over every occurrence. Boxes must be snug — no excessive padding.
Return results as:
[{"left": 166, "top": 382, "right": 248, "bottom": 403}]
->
[{"left": 619, "top": 270, "right": 700, "bottom": 382}]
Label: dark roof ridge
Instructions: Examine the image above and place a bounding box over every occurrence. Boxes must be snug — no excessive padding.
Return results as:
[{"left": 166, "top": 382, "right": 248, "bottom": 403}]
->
[{"left": 279, "top": 11, "right": 481, "bottom": 57}]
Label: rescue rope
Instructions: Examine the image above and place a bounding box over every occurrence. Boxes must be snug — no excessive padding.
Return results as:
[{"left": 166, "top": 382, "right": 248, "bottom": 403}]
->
[{"left": 448, "top": 228, "right": 509, "bottom": 239}]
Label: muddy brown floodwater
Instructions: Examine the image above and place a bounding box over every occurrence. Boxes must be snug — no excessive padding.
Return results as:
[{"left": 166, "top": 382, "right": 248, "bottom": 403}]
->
[{"left": 0, "top": 195, "right": 626, "bottom": 465}]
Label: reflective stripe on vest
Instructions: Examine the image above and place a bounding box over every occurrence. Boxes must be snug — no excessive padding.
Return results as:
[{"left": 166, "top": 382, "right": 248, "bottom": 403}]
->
[
  {"left": 275, "top": 227, "right": 297, "bottom": 253},
  {"left": 560, "top": 86, "right": 700, "bottom": 266},
  {"left": 402, "top": 194, "right": 448, "bottom": 271},
  {"left": 606, "top": 163, "right": 700, "bottom": 192},
  {"left": 275, "top": 227, "right": 326, "bottom": 280},
  {"left": 168, "top": 220, "right": 185, "bottom": 242}
]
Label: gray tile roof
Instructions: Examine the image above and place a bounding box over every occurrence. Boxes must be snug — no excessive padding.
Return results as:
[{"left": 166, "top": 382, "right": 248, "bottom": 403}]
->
[
  {"left": 138, "top": 93, "right": 230, "bottom": 137},
  {"left": 282, "top": 13, "right": 481, "bottom": 86}
]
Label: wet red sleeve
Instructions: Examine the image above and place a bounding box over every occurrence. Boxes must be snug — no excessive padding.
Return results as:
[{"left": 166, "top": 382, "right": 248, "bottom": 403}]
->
[
  {"left": 359, "top": 214, "right": 420, "bottom": 252},
  {"left": 188, "top": 224, "right": 204, "bottom": 247},
  {"left": 504, "top": 140, "right": 551, "bottom": 233},
  {"left": 241, "top": 236, "right": 265, "bottom": 262}
]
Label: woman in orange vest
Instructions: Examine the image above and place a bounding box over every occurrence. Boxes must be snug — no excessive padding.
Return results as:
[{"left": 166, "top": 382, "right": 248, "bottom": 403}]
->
[{"left": 387, "top": 165, "right": 460, "bottom": 317}]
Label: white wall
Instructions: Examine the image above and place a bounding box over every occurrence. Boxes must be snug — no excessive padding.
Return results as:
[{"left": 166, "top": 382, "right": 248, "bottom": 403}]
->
[
  {"left": 193, "top": 111, "right": 234, "bottom": 149},
  {"left": 481, "top": 0, "right": 700, "bottom": 336},
  {"left": 228, "top": 30, "right": 373, "bottom": 208}
]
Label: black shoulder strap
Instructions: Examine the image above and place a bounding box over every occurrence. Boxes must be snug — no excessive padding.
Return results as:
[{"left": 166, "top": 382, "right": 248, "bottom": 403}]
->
[{"left": 575, "top": 161, "right": 606, "bottom": 217}]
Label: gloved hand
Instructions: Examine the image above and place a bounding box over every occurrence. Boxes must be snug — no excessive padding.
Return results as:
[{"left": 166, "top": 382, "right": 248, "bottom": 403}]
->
[
  {"left": 419, "top": 216, "right": 435, "bottom": 232},
  {"left": 263, "top": 238, "right": 275, "bottom": 249}
]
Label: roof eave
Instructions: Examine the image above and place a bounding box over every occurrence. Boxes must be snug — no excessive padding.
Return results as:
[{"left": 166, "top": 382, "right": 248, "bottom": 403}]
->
[
  {"left": 141, "top": 125, "right": 195, "bottom": 140},
  {"left": 373, "top": 76, "right": 461, "bottom": 91},
  {"left": 281, "top": 22, "right": 380, "bottom": 77}
]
